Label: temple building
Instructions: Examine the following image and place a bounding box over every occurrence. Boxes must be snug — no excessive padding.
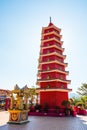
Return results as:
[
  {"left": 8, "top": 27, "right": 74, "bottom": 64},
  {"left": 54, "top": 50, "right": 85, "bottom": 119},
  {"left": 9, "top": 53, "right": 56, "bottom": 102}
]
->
[
  {"left": 0, "top": 89, "right": 10, "bottom": 110},
  {"left": 36, "top": 19, "right": 72, "bottom": 108}
]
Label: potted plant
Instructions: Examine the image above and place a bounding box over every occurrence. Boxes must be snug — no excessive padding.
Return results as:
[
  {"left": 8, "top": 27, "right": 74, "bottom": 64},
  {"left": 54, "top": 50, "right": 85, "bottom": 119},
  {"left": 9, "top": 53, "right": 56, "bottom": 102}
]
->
[
  {"left": 55, "top": 106, "right": 60, "bottom": 114},
  {"left": 61, "top": 100, "right": 71, "bottom": 116},
  {"left": 43, "top": 102, "right": 49, "bottom": 114},
  {"left": 35, "top": 103, "right": 41, "bottom": 112}
]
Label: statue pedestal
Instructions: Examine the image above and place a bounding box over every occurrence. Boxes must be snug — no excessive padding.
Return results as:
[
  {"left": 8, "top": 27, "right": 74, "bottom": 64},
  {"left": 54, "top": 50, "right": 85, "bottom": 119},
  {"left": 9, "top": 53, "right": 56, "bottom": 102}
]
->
[{"left": 8, "top": 110, "right": 29, "bottom": 124}]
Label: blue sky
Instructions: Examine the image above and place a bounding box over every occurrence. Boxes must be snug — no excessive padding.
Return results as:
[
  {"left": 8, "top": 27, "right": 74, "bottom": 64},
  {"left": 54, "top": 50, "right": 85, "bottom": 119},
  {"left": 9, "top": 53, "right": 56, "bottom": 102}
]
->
[{"left": 0, "top": 0, "right": 87, "bottom": 93}]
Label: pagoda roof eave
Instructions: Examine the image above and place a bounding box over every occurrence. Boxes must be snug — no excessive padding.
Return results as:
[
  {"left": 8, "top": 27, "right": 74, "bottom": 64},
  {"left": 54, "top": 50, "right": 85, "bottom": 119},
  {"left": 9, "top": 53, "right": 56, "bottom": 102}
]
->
[
  {"left": 40, "top": 52, "right": 66, "bottom": 59},
  {"left": 38, "top": 60, "right": 67, "bottom": 67},
  {"left": 42, "top": 25, "right": 61, "bottom": 32},
  {"left": 37, "top": 79, "right": 71, "bottom": 84},
  {"left": 38, "top": 69, "right": 69, "bottom": 75},
  {"left": 36, "top": 88, "right": 72, "bottom": 93},
  {"left": 41, "top": 45, "right": 64, "bottom": 52},
  {"left": 41, "top": 38, "right": 63, "bottom": 45}
]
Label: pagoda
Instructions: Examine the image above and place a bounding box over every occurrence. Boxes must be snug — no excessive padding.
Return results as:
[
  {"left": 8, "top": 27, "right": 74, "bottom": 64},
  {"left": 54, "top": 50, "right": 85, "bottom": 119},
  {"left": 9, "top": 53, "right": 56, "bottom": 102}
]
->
[{"left": 36, "top": 18, "right": 72, "bottom": 108}]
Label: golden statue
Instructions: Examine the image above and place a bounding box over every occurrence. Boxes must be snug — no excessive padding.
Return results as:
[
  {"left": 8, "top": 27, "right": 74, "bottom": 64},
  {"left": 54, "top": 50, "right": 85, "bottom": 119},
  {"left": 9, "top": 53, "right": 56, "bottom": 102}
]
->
[{"left": 8, "top": 84, "right": 29, "bottom": 124}]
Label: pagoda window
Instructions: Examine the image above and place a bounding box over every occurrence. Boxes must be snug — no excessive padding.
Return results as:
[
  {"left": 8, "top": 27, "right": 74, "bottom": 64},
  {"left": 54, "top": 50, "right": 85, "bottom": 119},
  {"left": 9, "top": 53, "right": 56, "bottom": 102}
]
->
[
  {"left": 47, "top": 36, "right": 50, "bottom": 39},
  {"left": 61, "top": 85, "right": 64, "bottom": 88},
  {"left": 60, "top": 75, "right": 64, "bottom": 80},
  {"left": 59, "top": 66, "right": 62, "bottom": 70},
  {"left": 47, "top": 66, "right": 50, "bottom": 70},
  {"left": 46, "top": 85, "right": 50, "bottom": 88},
  {"left": 47, "top": 58, "right": 50, "bottom": 62},
  {"left": 47, "top": 50, "right": 50, "bottom": 54},
  {"left": 47, "top": 43, "right": 50, "bottom": 46},
  {"left": 46, "top": 75, "right": 50, "bottom": 79},
  {"left": 47, "top": 30, "right": 50, "bottom": 33}
]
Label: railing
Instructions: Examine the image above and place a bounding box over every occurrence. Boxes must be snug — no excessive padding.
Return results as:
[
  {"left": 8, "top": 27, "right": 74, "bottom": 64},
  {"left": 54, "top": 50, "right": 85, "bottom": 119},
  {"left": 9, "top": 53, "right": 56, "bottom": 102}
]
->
[
  {"left": 40, "top": 51, "right": 66, "bottom": 59},
  {"left": 39, "top": 59, "right": 67, "bottom": 67},
  {"left": 37, "top": 78, "right": 71, "bottom": 84}
]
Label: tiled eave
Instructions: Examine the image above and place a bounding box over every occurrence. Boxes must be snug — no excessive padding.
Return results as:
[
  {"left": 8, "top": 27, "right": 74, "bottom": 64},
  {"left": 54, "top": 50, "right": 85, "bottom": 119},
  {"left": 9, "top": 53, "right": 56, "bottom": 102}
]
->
[
  {"left": 37, "top": 78, "right": 71, "bottom": 84},
  {"left": 38, "top": 69, "right": 69, "bottom": 75},
  {"left": 36, "top": 88, "right": 72, "bottom": 93},
  {"left": 40, "top": 52, "right": 66, "bottom": 59},
  {"left": 38, "top": 60, "right": 68, "bottom": 67}
]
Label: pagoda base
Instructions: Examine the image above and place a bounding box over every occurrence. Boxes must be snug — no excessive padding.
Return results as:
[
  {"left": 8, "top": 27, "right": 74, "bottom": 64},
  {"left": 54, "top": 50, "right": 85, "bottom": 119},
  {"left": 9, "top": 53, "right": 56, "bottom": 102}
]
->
[
  {"left": 8, "top": 110, "right": 29, "bottom": 124},
  {"left": 40, "top": 91, "right": 68, "bottom": 108}
]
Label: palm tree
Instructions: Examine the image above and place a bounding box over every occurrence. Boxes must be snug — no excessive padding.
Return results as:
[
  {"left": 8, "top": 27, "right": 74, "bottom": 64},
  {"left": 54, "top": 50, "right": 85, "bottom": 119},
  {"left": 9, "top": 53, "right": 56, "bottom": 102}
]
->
[
  {"left": 70, "top": 97, "right": 80, "bottom": 106},
  {"left": 77, "top": 96, "right": 87, "bottom": 109},
  {"left": 77, "top": 83, "right": 87, "bottom": 96},
  {"left": 71, "top": 96, "right": 87, "bottom": 109}
]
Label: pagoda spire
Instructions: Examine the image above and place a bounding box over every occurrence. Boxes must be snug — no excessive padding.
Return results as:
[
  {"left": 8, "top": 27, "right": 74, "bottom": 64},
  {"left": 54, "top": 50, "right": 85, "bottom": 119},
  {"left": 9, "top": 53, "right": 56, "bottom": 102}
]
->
[
  {"left": 49, "top": 17, "right": 53, "bottom": 26},
  {"left": 50, "top": 16, "right": 52, "bottom": 23}
]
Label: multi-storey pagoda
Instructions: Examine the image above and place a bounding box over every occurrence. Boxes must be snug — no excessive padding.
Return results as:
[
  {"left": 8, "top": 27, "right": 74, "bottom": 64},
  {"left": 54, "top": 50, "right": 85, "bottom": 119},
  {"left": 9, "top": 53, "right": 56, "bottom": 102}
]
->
[{"left": 36, "top": 18, "right": 72, "bottom": 108}]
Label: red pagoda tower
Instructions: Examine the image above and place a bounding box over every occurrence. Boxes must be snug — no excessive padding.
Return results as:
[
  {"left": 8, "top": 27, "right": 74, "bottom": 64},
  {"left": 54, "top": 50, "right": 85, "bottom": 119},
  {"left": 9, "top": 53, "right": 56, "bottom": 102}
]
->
[{"left": 36, "top": 18, "right": 72, "bottom": 108}]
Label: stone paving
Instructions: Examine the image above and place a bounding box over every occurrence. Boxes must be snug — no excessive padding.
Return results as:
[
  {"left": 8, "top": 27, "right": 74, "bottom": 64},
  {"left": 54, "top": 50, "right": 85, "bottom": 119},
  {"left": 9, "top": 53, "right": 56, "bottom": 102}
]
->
[{"left": 0, "top": 111, "right": 87, "bottom": 130}]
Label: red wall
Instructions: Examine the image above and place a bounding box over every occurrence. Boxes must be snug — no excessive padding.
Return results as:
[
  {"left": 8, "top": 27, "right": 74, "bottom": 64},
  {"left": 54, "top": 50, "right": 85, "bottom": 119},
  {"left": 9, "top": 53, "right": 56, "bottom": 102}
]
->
[
  {"left": 44, "top": 28, "right": 60, "bottom": 34},
  {"left": 41, "top": 72, "right": 66, "bottom": 80},
  {"left": 40, "top": 91, "right": 68, "bottom": 108},
  {"left": 40, "top": 82, "right": 67, "bottom": 89},
  {"left": 43, "top": 47, "right": 62, "bottom": 55},
  {"left": 43, "top": 41, "right": 61, "bottom": 48},
  {"left": 40, "top": 81, "right": 57, "bottom": 88},
  {"left": 42, "top": 55, "right": 63, "bottom": 62},
  {"left": 42, "top": 63, "right": 65, "bottom": 71}
]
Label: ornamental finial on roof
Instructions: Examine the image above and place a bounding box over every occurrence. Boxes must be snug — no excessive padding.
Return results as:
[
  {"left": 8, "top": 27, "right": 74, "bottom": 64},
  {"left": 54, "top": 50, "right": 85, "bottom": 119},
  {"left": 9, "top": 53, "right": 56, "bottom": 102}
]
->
[{"left": 50, "top": 16, "right": 52, "bottom": 23}]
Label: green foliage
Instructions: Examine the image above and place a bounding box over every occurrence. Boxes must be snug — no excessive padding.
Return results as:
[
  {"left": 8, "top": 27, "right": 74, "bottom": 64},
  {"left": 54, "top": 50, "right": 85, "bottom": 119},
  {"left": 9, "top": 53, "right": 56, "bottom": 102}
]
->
[
  {"left": 35, "top": 103, "right": 41, "bottom": 111},
  {"left": 70, "top": 97, "right": 80, "bottom": 106},
  {"left": 77, "top": 83, "right": 87, "bottom": 96},
  {"left": 55, "top": 106, "right": 60, "bottom": 113},
  {"left": 43, "top": 102, "right": 49, "bottom": 113},
  {"left": 71, "top": 96, "right": 87, "bottom": 109},
  {"left": 61, "top": 100, "right": 71, "bottom": 116},
  {"left": 28, "top": 87, "right": 36, "bottom": 98},
  {"left": 61, "top": 100, "right": 70, "bottom": 108},
  {"left": 25, "top": 86, "right": 38, "bottom": 106}
]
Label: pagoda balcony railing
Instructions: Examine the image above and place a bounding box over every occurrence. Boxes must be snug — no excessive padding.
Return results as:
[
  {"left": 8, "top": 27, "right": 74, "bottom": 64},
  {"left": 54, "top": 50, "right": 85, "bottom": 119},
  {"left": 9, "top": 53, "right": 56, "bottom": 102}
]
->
[
  {"left": 40, "top": 44, "right": 64, "bottom": 52},
  {"left": 42, "top": 31, "right": 62, "bottom": 39},
  {"left": 38, "top": 69, "right": 69, "bottom": 75},
  {"left": 41, "top": 41, "right": 61, "bottom": 48},
  {"left": 41, "top": 37, "right": 63, "bottom": 45},
  {"left": 39, "top": 59, "right": 67, "bottom": 66},
  {"left": 40, "top": 49, "right": 62, "bottom": 55},
  {"left": 38, "top": 60, "right": 68, "bottom": 67},
  {"left": 40, "top": 51, "right": 66, "bottom": 59},
  {"left": 37, "top": 78, "right": 71, "bottom": 84}
]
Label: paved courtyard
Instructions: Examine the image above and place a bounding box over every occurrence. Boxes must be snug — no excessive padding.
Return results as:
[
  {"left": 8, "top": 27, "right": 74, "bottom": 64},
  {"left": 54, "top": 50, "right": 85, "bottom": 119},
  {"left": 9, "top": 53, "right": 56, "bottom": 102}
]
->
[{"left": 0, "top": 111, "right": 87, "bottom": 130}]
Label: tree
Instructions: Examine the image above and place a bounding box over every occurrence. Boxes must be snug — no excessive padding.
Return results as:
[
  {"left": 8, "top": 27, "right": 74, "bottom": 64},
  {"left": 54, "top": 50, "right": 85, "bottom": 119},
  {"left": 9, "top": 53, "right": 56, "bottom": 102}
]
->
[
  {"left": 71, "top": 96, "right": 87, "bottom": 109},
  {"left": 77, "top": 83, "right": 87, "bottom": 96},
  {"left": 27, "top": 87, "right": 38, "bottom": 104},
  {"left": 61, "top": 100, "right": 71, "bottom": 116},
  {"left": 69, "top": 97, "right": 80, "bottom": 106},
  {"left": 77, "top": 96, "right": 87, "bottom": 109},
  {"left": 61, "top": 100, "right": 70, "bottom": 108}
]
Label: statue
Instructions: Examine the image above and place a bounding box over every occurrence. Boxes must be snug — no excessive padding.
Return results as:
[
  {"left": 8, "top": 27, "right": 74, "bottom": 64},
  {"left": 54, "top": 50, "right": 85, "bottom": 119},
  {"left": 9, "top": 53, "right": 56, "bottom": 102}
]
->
[{"left": 8, "top": 84, "right": 29, "bottom": 124}]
